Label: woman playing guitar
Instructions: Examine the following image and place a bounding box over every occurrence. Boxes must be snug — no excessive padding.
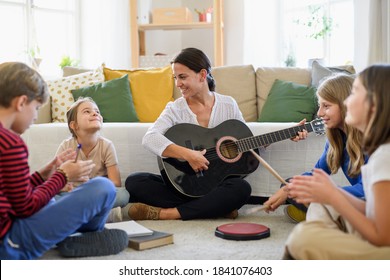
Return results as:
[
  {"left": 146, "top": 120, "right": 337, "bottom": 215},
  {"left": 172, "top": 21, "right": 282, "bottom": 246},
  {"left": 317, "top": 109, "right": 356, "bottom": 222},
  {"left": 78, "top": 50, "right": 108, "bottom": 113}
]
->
[{"left": 125, "top": 48, "right": 252, "bottom": 220}]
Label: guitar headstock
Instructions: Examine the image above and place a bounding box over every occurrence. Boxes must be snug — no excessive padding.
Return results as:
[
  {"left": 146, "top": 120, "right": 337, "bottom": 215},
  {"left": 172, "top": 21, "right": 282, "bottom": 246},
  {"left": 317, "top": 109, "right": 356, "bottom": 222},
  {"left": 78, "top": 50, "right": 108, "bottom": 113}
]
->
[{"left": 310, "top": 118, "right": 325, "bottom": 135}]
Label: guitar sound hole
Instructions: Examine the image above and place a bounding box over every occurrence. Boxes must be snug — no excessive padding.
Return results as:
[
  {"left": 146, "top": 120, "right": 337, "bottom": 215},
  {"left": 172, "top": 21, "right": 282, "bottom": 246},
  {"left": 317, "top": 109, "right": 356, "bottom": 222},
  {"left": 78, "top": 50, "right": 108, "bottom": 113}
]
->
[{"left": 219, "top": 140, "right": 239, "bottom": 159}]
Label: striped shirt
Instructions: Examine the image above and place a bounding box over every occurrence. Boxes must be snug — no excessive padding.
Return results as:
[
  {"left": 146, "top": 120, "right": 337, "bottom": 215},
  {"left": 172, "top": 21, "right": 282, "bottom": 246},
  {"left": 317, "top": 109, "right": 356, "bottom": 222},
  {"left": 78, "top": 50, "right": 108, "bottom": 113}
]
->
[{"left": 0, "top": 123, "right": 66, "bottom": 239}]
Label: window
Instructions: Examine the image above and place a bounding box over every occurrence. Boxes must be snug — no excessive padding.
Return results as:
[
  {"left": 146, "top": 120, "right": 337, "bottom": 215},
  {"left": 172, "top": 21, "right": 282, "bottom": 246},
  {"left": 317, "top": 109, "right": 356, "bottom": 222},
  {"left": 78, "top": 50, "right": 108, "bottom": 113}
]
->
[
  {"left": 0, "top": 0, "right": 78, "bottom": 77},
  {"left": 281, "top": 0, "right": 354, "bottom": 67},
  {"left": 243, "top": 0, "right": 354, "bottom": 68}
]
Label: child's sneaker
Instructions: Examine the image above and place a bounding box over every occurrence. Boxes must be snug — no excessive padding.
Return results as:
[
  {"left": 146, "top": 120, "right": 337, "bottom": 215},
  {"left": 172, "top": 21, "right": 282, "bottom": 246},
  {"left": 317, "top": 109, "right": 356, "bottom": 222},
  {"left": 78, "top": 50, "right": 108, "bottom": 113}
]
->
[
  {"left": 106, "top": 207, "right": 122, "bottom": 223},
  {"left": 284, "top": 205, "right": 306, "bottom": 223}
]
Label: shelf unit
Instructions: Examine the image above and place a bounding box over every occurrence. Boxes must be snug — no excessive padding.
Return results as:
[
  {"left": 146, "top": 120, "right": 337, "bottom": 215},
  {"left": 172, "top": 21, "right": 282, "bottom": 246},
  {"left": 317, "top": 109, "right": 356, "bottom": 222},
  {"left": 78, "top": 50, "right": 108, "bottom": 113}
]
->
[{"left": 129, "top": 0, "right": 224, "bottom": 68}]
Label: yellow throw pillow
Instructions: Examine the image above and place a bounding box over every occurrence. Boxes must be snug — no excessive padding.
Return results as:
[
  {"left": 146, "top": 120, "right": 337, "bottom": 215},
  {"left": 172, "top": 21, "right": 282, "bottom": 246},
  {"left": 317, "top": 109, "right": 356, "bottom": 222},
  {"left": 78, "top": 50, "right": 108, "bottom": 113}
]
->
[{"left": 104, "top": 66, "right": 174, "bottom": 122}]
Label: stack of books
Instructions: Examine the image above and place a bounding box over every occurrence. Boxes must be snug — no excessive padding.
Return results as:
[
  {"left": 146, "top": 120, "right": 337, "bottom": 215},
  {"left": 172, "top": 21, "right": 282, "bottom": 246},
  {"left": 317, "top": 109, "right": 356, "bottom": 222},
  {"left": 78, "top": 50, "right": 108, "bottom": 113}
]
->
[
  {"left": 128, "top": 230, "right": 173, "bottom": 251},
  {"left": 105, "top": 221, "right": 173, "bottom": 251}
]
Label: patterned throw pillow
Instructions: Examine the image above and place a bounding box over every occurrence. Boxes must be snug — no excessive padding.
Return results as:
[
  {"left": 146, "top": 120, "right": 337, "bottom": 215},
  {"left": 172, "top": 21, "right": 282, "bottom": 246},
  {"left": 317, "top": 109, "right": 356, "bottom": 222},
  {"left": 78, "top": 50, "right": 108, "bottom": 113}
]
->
[{"left": 47, "top": 67, "right": 104, "bottom": 122}]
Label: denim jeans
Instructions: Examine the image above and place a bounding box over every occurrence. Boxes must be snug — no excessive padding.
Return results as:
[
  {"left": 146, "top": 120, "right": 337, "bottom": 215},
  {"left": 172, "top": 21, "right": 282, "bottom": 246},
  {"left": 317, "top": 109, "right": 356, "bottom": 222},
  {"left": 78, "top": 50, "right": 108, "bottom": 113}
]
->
[
  {"left": 113, "top": 187, "right": 130, "bottom": 208},
  {"left": 0, "top": 177, "right": 115, "bottom": 260},
  {"left": 56, "top": 185, "right": 129, "bottom": 208}
]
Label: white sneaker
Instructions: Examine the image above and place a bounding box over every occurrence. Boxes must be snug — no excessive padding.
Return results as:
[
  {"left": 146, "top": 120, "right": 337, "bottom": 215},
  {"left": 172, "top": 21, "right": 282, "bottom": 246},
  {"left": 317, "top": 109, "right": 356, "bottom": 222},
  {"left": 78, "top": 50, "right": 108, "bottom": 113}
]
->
[{"left": 106, "top": 207, "right": 122, "bottom": 223}]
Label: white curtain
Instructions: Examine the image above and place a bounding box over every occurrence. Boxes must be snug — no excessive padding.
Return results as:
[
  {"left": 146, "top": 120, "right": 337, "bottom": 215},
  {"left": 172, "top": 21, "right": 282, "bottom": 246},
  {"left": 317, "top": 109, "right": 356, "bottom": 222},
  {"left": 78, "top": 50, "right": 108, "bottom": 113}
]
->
[
  {"left": 80, "top": 0, "right": 131, "bottom": 69},
  {"left": 368, "top": 0, "right": 390, "bottom": 64}
]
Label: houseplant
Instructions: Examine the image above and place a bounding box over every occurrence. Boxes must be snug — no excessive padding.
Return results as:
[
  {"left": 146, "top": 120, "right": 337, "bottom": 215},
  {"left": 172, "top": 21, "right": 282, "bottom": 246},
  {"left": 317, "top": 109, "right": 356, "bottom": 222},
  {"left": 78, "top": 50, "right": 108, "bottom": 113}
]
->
[
  {"left": 295, "top": 5, "right": 333, "bottom": 40},
  {"left": 59, "top": 55, "right": 79, "bottom": 69},
  {"left": 293, "top": 4, "right": 334, "bottom": 66}
]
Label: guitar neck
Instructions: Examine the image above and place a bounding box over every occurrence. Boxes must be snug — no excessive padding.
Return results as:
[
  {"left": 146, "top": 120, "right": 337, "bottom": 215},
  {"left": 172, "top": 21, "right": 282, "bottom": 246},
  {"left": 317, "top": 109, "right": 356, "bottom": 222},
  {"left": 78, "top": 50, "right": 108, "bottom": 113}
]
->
[{"left": 236, "top": 123, "right": 313, "bottom": 152}]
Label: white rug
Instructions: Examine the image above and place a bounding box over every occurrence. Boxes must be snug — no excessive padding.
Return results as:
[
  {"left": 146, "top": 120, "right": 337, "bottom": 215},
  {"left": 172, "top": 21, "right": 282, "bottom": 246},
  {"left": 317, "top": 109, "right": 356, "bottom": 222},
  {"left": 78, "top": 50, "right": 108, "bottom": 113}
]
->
[{"left": 40, "top": 205, "right": 296, "bottom": 260}]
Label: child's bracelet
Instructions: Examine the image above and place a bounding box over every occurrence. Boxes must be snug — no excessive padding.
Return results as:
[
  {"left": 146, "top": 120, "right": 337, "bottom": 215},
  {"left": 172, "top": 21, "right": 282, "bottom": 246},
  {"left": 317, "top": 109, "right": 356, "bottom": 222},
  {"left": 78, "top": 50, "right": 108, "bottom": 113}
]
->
[{"left": 56, "top": 168, "right": 69, "bottom": 183}]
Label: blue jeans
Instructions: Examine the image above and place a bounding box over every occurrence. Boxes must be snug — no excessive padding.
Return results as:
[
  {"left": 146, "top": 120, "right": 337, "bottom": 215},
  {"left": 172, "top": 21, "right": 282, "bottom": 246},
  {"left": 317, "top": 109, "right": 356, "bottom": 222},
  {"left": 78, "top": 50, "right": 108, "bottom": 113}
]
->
[
  {"left": 56, "top": 186, "right": 129, "bottom": 208},
  {"left": 0, "top": 177, "right": 115, "bottom": 260},
  {"left": 114, "top": 187, "right": 130, "bottom": 208}
]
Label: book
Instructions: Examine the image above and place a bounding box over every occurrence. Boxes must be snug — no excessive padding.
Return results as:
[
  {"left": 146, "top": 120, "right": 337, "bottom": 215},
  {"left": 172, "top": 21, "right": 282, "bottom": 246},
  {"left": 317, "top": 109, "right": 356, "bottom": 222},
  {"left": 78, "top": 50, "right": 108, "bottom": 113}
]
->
[
  {"left": 128, "top": 230, "right": 174, "bottom": 251},
  {"left": 104, "top": 220, "right": 153, "bottom": 237}
]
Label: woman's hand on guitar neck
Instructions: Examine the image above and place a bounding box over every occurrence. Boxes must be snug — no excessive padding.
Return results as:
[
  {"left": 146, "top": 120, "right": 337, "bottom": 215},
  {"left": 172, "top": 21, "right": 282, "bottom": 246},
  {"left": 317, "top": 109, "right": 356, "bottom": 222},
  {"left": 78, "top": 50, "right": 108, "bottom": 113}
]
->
[{"left": 290, "top": 118, "right": 308, "bottom": 142}]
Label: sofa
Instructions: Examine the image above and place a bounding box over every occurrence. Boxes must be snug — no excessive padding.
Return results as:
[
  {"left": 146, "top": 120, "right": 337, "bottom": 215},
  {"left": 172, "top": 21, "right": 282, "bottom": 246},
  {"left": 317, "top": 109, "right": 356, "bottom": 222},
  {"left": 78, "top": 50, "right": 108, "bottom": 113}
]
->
[{"left": 22, "top": 63, "right": 350, "bottom": 198}]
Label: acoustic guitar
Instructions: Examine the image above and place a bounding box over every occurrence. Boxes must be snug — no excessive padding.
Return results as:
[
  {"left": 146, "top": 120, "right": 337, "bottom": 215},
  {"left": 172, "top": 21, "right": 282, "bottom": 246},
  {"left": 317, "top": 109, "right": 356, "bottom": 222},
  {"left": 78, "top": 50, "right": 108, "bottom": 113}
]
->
[{"left": 158, "top": 119, "right": 325, "bottom": 197}]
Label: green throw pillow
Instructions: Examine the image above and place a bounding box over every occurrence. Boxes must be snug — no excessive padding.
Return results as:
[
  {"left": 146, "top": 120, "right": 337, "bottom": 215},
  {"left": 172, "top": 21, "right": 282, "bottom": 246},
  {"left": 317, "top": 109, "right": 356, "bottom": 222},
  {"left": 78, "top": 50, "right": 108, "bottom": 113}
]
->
[
  {"left": 258, "top": 79, "right": 317, "bottom": 122},
  {"left": 71, "top": 74, "right": 139, "bottom": 122}
]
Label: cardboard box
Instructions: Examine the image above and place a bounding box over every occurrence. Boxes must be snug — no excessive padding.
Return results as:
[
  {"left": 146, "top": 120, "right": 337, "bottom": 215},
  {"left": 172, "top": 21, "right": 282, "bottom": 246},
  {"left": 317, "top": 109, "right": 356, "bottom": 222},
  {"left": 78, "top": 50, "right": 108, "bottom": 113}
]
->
[{"left": 152, "top": 7, "right": 193, "bottom": 24}]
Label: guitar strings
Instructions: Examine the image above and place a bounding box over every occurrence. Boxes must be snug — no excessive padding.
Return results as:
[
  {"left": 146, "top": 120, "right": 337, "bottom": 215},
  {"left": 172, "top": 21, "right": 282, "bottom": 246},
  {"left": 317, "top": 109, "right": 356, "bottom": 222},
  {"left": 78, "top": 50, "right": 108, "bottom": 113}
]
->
[
  {"left": 203, "top": 141, "right": 263, "bottom": 161},
  {"left": 202, "top": 137, "right": 266, "bottom": 160},
  {"left": 183, "top": 122, "right": 317, "bottom": 161},
  {"left": 193, "top": 125, "right": 309, "bottom": 161}
]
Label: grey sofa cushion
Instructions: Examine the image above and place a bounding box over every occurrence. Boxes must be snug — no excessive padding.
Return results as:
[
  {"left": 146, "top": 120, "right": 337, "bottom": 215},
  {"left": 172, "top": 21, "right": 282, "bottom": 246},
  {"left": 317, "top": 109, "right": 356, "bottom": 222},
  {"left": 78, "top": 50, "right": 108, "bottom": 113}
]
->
[{"left": 311, "top": 60, "right": 356, "bottom": 87}]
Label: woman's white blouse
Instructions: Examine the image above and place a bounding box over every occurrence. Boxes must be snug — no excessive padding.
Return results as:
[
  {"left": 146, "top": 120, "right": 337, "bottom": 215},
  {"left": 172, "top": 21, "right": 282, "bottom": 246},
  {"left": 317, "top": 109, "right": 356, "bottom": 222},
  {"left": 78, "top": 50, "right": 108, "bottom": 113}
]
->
[{"left": 142, "top": 92, "right": 245, "bottom": 157}]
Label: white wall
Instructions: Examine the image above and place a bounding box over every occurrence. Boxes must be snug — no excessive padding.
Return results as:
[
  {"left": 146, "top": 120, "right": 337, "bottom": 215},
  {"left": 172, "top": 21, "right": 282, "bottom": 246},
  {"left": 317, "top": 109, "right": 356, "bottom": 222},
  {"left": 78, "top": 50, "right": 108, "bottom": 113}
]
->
[
  {"left": 223, "top": 0, "right": 245, "bottom": 65},
  {"left": 80, "top": 0, "right": 131, "bottom": 69},
  {"left": 78, "top": 0, "right": 375, "bottom": 70}
]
